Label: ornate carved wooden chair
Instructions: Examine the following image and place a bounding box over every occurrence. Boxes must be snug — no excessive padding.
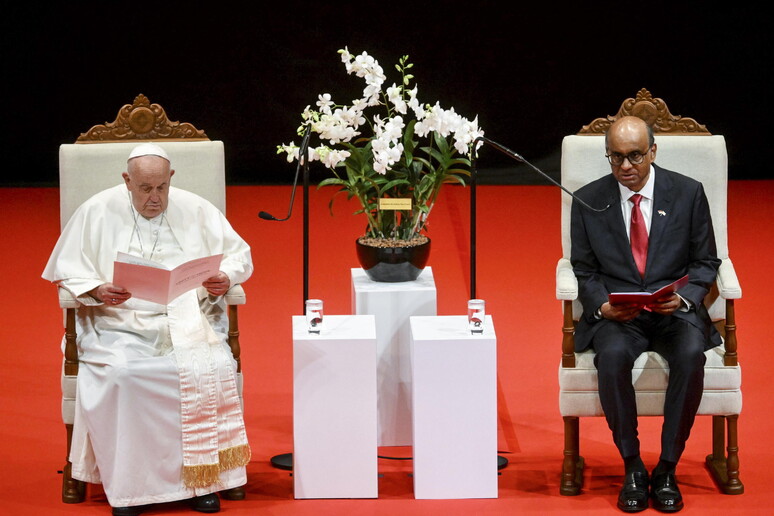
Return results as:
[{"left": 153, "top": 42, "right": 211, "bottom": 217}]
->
[
  {"left": 556, "top": 89, "right": 743, "bottom": 496},
  {"left": 57, "top": 95, "right": 247, "bottom": 503}
]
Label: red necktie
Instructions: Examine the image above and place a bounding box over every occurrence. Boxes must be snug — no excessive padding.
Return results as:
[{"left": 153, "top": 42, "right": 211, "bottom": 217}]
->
[{"left": 629, "top": 194, "right": 648, "bottom": 277}]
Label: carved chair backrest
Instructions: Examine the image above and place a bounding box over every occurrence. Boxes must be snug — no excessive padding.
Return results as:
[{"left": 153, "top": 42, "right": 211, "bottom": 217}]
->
[
  {"left": 58, "top": 94, "right": 226, "bottom": 228},
  {"left": 560, "top": 88, "right": 729, "bottom": 319}
]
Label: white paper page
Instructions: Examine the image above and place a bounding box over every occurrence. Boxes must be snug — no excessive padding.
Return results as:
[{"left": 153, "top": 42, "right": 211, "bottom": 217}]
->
[{"left": 116, "top": 251, "right": 170, "bottom": 270}]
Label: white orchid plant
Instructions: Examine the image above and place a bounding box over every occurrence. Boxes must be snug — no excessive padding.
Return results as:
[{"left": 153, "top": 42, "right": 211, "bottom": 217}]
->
[{"left": 278, "top": 48, "right": 484, "bottom": 242}]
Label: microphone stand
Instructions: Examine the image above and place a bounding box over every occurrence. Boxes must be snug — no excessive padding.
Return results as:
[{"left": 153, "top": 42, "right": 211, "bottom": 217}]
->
[
  {"left": 303, "top": 142, "right": 310, "bottom": 313},
  {"left": 258, "top": 124, "right": 313, "bottom": 312},
  {"left": 260, "top": 125, "right": 312, "bottom": 471},
  {"left": 470, "top": 143, "right": 479, "bottom": 300}
]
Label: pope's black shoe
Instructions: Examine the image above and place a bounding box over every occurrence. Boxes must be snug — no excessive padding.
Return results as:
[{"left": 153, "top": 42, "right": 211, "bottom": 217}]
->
[
  {"left": 617, "top": 470, "right": 649, "bottom": 512},
  {"left": 219, "top": 486, "right": 245, "bottom": 500},
  {"left": 111, "top": 506, "right": 145, "bottom": 516},
  {"left": 191, "top": 493, "right": 221, "bottom": 513},
  {"left": 651, "top": 471, "right": 684, "bottom": 512}
]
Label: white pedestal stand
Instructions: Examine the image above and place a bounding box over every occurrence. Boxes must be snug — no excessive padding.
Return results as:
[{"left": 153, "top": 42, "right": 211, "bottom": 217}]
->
[
  {"left": 292, "top": 315, "right": 378, "bottom": 499},
  {"left": 351, "top": 267, "right": 437, "bottom": 446},
  {"left": 409, "top": 315, "right": 498, "bottom": 499}
]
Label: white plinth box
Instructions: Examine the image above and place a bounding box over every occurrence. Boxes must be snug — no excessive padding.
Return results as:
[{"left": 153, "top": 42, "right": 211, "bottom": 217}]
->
[
  {"left": 292, "top": 315, "right": 378, "bottom": 499},
  {"left": 351, "top": 267, "right": 437, "bottom": 446},
  {"left": 409, "top": 315, "right": 498, "bottom": 499}
]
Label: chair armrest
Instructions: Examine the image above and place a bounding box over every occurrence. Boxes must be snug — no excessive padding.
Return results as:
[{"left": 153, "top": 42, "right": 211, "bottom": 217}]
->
[
  {"left": 556, "top": 258, "right": 578, "bottom": 300},
  {"left": 58, "top": 287, "right": 79, "bottom": 309},
  {"left": 225, "top": 284, "right": 246, "bottom": 305},
  {"left": 61, "top": 284, "right": 248, "bottom": 306},
  {"left": 717, "top": 258, "right": 742, "bottom": 299}
]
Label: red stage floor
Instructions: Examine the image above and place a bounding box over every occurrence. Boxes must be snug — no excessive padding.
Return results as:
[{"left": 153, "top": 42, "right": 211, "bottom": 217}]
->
[{"left": 1, "top": 182, "right": 771, "bottom": 514}]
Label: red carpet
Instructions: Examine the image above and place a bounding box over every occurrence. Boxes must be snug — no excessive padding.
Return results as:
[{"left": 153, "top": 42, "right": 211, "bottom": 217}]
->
[{"left": 1, "top": 181, "right": 772, "bottom": 514}]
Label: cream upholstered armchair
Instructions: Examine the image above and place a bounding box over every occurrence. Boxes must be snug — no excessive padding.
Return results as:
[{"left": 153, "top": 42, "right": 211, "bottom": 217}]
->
[
  {"left": 57, "top": 95, "right": 246, "bottom": 503},
  {"left": 556, "top": 89, "right": 743, "bottom": 496}
]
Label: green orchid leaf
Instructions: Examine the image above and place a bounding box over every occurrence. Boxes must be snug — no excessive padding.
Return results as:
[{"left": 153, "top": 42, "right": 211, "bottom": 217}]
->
[{"left": 380, "top": 178, "right": 411, "bottom": 194}]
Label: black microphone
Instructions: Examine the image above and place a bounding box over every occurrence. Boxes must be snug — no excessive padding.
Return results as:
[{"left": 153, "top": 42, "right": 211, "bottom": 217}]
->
[
  {"left": 474, "top": 136, "right": 611, "bottom": 212},
  {"left": 259, "top": 124, "right": 313, "bottom": 222},
  {"left": 258, "top": 211, "right": 279, "bottom": 221}
]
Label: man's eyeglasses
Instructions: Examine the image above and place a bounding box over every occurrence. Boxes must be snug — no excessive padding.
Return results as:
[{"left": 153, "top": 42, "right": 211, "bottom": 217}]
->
[{"left": 605, "top": 149, "right": 651, "bottom": 166}]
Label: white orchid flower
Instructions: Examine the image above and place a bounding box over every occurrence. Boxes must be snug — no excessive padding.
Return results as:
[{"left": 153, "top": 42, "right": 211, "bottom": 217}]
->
[
  {"left": 386, "top": 83, "right": 407, "bottom": 114},
  {"left": 381, "top": 116, "right": 405, "bottom": 142},
  {"left": 277, "top": 143, "right": 300, "bottom": 163},
  {"left": 301, "top": 105, "right": 317, "bottom": 122},
  {"left": 339, "top": 105, "right": 366, "bottom": 129},
  {"left": 327, "top": 149, "right": 351, "bottom": 168},
  {"left": 363, "top": 84, "right": 382, "bottom": 106},
  {"left": 316, "top": 93, "right": 334, "bottom": 114},
  {"left": 316, "top": 146, "right": 351, "bottom": 168},
  {"left": 407, "top": 86, "right": 422, "bottom": 119},
  {"left": 353, "top": 52, "right": 375, "bottom": 74},
  {"left": 453, "top": 116, "right": 485, "bottom": 154},
  {"left": 339, "top": 47, "right": 352, "bottom": 65}
]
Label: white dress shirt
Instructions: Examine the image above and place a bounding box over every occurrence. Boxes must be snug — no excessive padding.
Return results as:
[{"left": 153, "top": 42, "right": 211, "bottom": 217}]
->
[{"left": 618, "top": 165, "right": 656, "bottom": 240}]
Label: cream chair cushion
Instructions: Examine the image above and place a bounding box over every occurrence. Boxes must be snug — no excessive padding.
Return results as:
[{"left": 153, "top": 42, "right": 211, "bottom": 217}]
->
[{"left": 559, "top": 346, "right": 742, "bottom": 417}]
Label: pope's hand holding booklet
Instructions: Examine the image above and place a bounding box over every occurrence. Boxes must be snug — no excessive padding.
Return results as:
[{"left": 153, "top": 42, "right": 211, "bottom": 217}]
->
[{"left": 112, "top": 252, "right": 223, "bottom": 305}]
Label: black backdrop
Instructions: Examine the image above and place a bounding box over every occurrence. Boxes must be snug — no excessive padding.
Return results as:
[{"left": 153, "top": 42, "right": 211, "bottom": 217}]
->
[{"left": 3, "top": 2, "right": 770, "bottom": 186}]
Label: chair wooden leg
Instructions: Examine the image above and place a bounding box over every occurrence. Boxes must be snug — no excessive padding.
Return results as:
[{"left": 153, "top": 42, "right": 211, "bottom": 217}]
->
[
  {"left": 62, "top": 424, "right": 86, "bottom": 503},
  {"left": 560, "top": 416, "right": 584, "bottom": 495},
  {"left": 706, "top": 415, "right": 744, "bottom": 494}
]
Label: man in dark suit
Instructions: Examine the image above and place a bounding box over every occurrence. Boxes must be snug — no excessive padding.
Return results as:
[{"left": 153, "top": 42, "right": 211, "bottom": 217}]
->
[{"left": 571, "top": 116, "right": 721, "bottom": 513}]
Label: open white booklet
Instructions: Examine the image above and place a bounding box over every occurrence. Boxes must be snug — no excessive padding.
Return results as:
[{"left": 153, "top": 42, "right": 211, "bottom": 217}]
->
[{"left": 113, "top": 252, "right": 223, "bottom": 305}]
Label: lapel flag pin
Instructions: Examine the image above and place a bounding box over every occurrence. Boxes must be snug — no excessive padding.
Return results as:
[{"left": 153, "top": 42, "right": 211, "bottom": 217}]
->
[{"left": 658, "top": 210, "right": 666, "bottom": 217}]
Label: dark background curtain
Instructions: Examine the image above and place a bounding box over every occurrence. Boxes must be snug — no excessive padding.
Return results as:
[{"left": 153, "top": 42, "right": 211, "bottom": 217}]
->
[{"left": 3, "top": 1, "right": 769, "bottom": 186}]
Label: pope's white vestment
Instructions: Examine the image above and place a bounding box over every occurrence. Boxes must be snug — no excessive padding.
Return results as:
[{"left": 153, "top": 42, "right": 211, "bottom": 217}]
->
[{"left": 42, "top": 184, "right": 253, "bottom": 507}]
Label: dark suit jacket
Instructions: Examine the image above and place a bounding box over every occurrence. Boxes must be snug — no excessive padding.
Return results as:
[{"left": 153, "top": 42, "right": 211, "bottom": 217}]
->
[{"left": 570, "top": 164, "right": 722, "bottom": 352}]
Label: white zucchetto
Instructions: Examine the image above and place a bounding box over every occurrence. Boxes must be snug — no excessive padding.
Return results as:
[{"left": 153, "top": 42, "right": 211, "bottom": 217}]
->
[{"left": 128, "top": 143, "right": 170, "bottom": 162}]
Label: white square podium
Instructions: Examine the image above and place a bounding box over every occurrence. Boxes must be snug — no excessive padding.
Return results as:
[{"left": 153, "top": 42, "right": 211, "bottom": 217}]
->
[
  {"left": 292, "top": 315, "right": 378, "bottom": 499},
  {"left": 351, "top": 267, "right": 437, "bottom": 446},
  {"left": 409, "top": 315, "right": 498, "bottom": 499}
]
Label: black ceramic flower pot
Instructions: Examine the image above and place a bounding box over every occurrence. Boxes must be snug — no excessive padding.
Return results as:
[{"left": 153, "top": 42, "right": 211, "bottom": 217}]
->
[{"left": 355, "top": 237, "right": 431, "bottom": 282}]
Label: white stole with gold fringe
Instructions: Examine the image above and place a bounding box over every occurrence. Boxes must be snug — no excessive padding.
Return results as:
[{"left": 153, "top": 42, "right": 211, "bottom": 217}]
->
[{"left": 167, "top": 291, "right": 250, "bottom": 488}]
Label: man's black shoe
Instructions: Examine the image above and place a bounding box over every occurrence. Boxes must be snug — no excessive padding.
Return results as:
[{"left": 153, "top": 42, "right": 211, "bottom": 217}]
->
[
  {"left": 191, "top": 493, "right": 221, "bottom": 513},
  {"left": 651, "top": 471, "right": 684, "bottom": 512},
  {"left": 112, "top": 506, "right": 144, "bottom": 516},
  {"left": 617, "top": 470, "right": 649, "bottom": 512}
]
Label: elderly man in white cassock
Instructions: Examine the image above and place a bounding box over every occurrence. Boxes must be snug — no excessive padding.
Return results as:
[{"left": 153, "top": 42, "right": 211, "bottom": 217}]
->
[{"left": 43, "top": 143, "right": 253, "bottom": 516}]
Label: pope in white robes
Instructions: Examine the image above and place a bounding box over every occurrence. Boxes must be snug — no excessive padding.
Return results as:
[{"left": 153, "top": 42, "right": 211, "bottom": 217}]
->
[{"left": 42, "top": 144, "right": 253, "bottom": 514}]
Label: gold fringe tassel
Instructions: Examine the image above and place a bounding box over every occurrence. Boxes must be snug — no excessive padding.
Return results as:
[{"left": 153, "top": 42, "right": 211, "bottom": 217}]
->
[
  {"left": 182, "top": 463, "right": 221, "bottom": 489},
  {"left": 181, "top": 444, "right": 252, "bottom": 489},
  {"left": 219, "top": 443, "right": 252, "bottom": 470}
]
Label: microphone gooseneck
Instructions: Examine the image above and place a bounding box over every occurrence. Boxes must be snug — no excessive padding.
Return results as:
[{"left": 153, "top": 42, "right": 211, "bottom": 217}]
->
[
  {"left": 473, "top": 136, "right": 611, "bottom": 212},
  {"left": 258, "top": 124, "right": 313, "bottom": 221}
]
